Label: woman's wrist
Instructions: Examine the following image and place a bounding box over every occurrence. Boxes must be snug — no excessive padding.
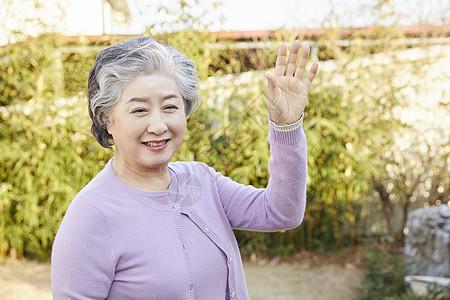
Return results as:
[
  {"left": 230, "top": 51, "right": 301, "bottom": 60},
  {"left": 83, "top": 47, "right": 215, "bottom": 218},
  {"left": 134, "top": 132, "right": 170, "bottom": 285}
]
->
[{"left": 268, "top": 114, "right": 304, "bottom": 132}]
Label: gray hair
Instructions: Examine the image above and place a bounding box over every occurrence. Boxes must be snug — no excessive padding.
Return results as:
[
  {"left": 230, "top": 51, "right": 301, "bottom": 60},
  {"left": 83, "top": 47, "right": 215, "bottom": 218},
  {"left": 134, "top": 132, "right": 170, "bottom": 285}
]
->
[{"left": 87, "top": 36, "right": 200, "bottom": 149}]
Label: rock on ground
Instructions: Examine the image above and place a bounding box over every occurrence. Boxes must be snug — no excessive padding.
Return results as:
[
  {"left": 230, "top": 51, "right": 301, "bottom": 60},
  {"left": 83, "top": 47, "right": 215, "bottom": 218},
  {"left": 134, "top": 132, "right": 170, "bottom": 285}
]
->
[{"left": 404, "top": 204, "right": 450, "bottom": 277}]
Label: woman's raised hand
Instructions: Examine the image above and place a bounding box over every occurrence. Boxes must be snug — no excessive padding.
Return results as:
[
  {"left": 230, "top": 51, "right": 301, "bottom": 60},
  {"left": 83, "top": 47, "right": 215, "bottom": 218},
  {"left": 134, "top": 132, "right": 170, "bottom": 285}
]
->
[{"left": 266, "top": 40, "right": 319, "bottom": 126}]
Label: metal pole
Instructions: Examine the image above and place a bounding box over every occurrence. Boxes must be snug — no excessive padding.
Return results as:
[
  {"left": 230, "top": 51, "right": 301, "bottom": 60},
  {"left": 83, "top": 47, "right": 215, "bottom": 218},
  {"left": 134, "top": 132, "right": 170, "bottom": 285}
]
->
[{"left": 101, "top": 0, "right": 105, "bottom": 35}]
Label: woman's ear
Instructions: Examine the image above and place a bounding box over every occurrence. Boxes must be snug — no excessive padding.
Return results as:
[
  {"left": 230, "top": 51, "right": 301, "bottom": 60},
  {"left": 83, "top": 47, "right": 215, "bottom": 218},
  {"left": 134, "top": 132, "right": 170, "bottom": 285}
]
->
[{"left": 103, "top": 113, "right": 113, "bottom": 135}]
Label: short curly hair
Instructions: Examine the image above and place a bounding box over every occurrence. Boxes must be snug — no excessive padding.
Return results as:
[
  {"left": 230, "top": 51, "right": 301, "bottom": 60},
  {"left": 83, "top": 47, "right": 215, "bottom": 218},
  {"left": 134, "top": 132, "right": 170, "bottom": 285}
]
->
[{"left": 87, "top": 36, "right": 200, "bottom": 149}]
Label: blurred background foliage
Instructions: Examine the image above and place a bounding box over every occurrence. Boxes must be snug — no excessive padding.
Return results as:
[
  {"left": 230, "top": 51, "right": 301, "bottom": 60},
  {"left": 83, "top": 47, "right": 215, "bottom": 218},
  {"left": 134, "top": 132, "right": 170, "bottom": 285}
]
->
[{"left": 0, "top": 0, "right": 449, "bottom": 260}]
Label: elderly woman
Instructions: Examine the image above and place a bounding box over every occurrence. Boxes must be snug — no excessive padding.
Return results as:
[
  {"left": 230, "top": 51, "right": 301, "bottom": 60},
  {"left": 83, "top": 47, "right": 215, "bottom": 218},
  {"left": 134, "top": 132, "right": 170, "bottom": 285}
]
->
[{"left": 51, "top": 36, "right": 318, "bottom": 299}]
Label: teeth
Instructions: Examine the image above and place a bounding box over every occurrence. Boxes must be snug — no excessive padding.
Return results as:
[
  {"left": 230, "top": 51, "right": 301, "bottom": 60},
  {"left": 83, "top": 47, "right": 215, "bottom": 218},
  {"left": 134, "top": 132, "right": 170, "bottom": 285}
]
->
[{"left": 144, "top": 140, "right": 167, "bottom": 147}]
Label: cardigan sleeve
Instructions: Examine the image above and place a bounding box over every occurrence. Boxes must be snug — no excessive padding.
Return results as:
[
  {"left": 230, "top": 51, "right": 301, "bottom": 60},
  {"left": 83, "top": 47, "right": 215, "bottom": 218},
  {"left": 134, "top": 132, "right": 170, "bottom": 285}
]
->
[
  {"left": 215, "top": 121, "right": 307, "bottom": 232},
  {"left": 51, "top": 200, "right": 116, "bottom": 299}
]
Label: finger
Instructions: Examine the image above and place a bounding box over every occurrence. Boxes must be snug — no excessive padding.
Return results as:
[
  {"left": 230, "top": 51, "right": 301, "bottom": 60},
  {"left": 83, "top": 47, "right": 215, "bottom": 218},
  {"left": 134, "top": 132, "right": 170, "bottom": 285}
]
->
[
  {"left": 294, "top": 44, "right": 310, "bottom": 80},
  {"left": 274, "top": 43, "right": 287, "bottom": 77},
  {"left": 285, "top": 40, "right": 301, "bottom": 76},
  {"left": 303, "top": 61, "right": 319, "bottom": 91}
]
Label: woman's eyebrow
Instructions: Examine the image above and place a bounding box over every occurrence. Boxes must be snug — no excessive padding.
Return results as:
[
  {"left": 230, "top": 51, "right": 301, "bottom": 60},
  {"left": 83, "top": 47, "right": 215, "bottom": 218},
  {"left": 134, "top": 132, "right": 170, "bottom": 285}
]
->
[
  {"left": 162, "top": 94, "right": 181, "bottom": 100},
  {"left": 126, "top": 97, "right": 148, "bottom": 104},
  {"left": 126, "top": 94, "right": 181, "bottom": 104}
]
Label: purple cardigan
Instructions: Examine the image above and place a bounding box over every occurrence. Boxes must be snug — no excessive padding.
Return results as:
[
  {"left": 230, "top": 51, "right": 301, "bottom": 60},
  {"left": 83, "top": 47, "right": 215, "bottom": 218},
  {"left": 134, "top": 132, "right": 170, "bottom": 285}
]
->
[{"left": 51, "top": 122, "right": 307, "bottom": 299}]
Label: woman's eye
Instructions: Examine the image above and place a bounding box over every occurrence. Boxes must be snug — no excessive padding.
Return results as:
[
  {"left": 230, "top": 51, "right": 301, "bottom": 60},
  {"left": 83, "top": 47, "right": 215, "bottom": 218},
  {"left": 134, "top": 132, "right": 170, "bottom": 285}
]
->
[
  {"left": 132, "top": 108, "right": 147, "bottom": 114},
  {"left": 164, "top": 105, "right": 178, "bottom": 111}
]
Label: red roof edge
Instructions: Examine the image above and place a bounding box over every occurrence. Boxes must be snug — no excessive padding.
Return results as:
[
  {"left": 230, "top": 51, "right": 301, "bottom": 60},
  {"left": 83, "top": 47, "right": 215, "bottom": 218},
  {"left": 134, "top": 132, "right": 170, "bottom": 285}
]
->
[
  {"left": 215, "top": 24, "right": 450, "bottom": 40},
  {"left": 14, "top": 23, "right": 450, "bottom": 46}
]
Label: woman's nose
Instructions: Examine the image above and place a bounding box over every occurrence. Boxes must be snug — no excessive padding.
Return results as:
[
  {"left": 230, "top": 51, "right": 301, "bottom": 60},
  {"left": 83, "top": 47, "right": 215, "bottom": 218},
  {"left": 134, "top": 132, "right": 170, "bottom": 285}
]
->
[{"left": 147, "top": 112, "right": 168, "bottom": 135}]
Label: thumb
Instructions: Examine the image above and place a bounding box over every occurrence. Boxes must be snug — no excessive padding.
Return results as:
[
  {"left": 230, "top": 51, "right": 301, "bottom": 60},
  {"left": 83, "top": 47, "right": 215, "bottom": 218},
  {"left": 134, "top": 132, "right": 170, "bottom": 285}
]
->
[{"left": 266, "top": 74, "right": 278, "bottom": 101}]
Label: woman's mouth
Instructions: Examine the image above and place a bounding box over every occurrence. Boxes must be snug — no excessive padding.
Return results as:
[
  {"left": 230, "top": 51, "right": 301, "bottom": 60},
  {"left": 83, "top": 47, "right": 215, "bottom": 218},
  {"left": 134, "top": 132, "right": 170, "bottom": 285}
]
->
[
  {"left": 142, "top": 139, "right": 169, "bottom": 151},
  {"left": 143, "top": 140, "right": 168, "bottom": 147}
]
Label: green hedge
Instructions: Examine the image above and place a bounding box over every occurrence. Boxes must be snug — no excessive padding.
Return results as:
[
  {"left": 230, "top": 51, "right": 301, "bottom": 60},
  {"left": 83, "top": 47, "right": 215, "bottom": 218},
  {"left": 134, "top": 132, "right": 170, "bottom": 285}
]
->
[
  {"left": 1, "top": 30, "right": 430, "bottom": 259},
  {"left": 0, "top": 96, "right": 112, "bottom": 258},
  {"left": 0, "top": 67, "right": 377, "bottom": 259},
  {"left": 0, "top": 36, "right": 60, "bottom": 106}
]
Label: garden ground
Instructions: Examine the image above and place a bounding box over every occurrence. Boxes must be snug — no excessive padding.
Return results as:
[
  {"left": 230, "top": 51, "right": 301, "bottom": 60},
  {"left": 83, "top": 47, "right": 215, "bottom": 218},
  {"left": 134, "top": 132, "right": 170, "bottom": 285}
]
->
[{"left": 0, "top": 248, "right": 365, "bottom": 300}]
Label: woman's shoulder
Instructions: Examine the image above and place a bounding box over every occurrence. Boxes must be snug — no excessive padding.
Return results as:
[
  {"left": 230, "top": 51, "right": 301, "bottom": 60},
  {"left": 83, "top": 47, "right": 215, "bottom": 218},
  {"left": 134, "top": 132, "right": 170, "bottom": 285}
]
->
[
  {"left": 169, "top": 160, "right": 214, "bottom": 174},
  {"left": 81, "top": 171, "right": 109, "bottom": 192},
  {"left": 71, "top": 163, "right": 115, "bottom": 206},
  {"left": 169, "top": 161, "right": 219, "bottom": 185}
]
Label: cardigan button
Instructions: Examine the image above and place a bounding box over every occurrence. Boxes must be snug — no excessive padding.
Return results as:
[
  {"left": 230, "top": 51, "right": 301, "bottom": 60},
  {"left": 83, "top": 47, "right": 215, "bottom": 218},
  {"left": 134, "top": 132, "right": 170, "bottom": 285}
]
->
[
  {"left": 174, "top": 202, "right": 181, "bottom": 209},
  {"left": 231, "top": 291, "right": 236, "bottom": 298},
  {"left": 203, "top": 227, "right": 210, "bottom": 233}
]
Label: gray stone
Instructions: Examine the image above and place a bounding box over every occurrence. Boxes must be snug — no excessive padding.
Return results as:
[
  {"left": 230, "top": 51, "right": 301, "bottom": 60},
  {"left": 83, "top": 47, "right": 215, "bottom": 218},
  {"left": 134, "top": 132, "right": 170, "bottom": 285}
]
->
[{"left": 404, "top": 205, "right": 450, "bottom": 277}]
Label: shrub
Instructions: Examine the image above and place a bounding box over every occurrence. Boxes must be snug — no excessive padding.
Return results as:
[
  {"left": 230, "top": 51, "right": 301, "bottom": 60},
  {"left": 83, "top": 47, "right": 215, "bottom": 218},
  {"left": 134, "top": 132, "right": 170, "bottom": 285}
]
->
[
  {"left": 0, "top": 95, "right": 112, "bottom": 258},
  {"left": 359, "top": 238, "right": 448, "bottom": 300},
  {"left": 359, "top": 239, "right": 410, "bottom": 299}
]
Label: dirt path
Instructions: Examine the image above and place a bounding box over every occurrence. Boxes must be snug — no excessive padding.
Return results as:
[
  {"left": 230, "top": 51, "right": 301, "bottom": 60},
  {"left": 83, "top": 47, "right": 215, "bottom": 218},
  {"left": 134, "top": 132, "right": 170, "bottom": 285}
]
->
[
  {"left": 0, "top": 259, "right": 51, "bottom": 300},
  {"left": 0, "top": 252, "right": 364, "bottom": 300},
  {"left": 245, "top": 261, "right": 363, "bottom": 300}
]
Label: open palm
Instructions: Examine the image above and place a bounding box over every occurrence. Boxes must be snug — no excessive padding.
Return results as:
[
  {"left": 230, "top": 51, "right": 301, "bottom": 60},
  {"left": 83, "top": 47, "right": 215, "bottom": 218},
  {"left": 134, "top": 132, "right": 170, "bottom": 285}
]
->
[{"left": 266, "top": 40, "right": 319, "bottom": 125}]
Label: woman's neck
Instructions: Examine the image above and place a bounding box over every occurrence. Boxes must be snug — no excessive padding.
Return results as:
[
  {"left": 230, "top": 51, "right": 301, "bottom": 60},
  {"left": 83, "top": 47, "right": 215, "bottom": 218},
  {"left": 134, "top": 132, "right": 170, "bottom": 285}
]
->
[{"left": 111, "top": 157, "right": 172, "bottom": 192}]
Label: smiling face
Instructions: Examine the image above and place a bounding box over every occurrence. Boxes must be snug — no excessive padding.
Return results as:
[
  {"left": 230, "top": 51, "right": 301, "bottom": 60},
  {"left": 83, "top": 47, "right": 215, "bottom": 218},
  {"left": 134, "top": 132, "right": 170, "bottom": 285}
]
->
[{"left": 106, "top": 74, "right": 186, "bottom": 175}]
